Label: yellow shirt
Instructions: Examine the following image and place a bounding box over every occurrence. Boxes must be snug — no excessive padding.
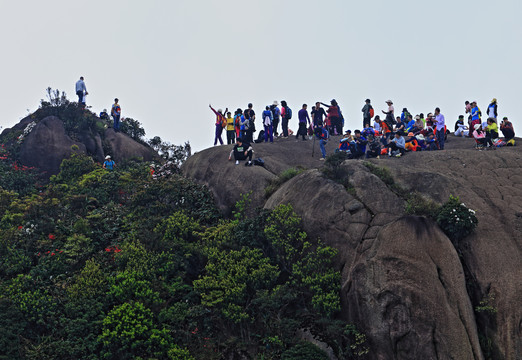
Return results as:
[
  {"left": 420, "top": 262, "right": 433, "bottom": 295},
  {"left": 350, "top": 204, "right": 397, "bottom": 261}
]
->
[
  {"left": 487, "top": 122, "right": 498, "bottom": 133},
  {"left": 226, "top": 116, "right": 234, "bottom": 131}
]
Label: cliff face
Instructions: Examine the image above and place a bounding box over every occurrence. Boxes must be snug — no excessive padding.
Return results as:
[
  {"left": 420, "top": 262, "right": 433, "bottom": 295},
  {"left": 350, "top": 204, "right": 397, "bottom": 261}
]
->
[
  {"left": 183, "top": 137, "right": 522, "bottom": 359},
  {"left": 1, "top": 114, "right": 157, "bottom": 176}
]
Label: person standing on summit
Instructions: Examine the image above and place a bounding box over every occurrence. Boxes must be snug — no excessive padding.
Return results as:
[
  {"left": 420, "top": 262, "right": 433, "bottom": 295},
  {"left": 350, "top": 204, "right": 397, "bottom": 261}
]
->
[
  {"left": 111, "top": 98, "right": 121, "bottom": 132},
  {"left": 75, "top": 76, "right": 88, "bottom": 106},
  {"left": 296, "top": 104, "right": 311, "bottom": 141},
  {"left": 361, "top": 99, "right": 373, "bottom": 128},
  {"left": 433, "top": 107, "right": 446, "bottom": 150}
]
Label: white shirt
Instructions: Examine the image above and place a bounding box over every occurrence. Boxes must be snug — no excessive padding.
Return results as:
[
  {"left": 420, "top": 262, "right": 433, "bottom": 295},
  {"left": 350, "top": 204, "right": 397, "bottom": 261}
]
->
[{"left": 75, "top": 79, "right": 86, "bottom": 92}]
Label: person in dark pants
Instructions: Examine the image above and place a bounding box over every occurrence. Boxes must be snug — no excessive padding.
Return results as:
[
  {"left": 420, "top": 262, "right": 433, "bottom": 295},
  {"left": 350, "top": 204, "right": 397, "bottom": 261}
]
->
[
  {"left": 433, "top": 107, "right": 446, "bottom": 150},
  {"left": 244, "top": 103, "right": 256, "bottom": 143},
  {"left": 75, "top": 76, "right": 88, "bottom": 107},
  {"left": 281, "top": 100, "right": 291, "bottom": 138},
  {"left": 321, "top": 99, "right": 342, "bottom": 135},
  {"left": 271, "top": 101, "right": 281, "bottom": 137},
  {"left": 311, "top": 101, "right": 327, "bottom": 129},
  {"left": 228, "top": 138, "right": 253, "bottom": 166},
  {"left": 111, "top": 98, "right": 121, "bottom": 132},
  {"left": 296, "top": 104, "right": 310, "bottom": 140},
  {"left": 361, "top": 99, "right": 372, "bottom": 129}
]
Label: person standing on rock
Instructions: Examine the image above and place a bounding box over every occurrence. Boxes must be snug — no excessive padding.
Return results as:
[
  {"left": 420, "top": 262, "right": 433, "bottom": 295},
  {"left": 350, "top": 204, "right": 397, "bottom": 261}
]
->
[
  {"left": 487, "top": 98, "right": 498, "bottom": 120},
  {"left": 244, "top": 103, "right": 256, "bottom": 143},
  {"left": 103, "top": 155, "right": 116, "bottom": 170},
  {"left": 315, "top": 124, "right": 329, "bottom": 160},
  {"left": 434, "top": 107, "right": 446, "bottom": 150},
  {"left": 270, "top": 101, "right": 281, "bottom": 137},
  {"left": 296, "top": 104, "right": 310, "bottom": 141},
  {"left": 228, "top": 137, "right": 253, "bottom": 166},
  {"left": 111, "top": 98, "right": 121, "bottom": 132},
  {"left": 225, "top": 111, "right": 235, "bottom": 145},
  {"left": 262, "top": 106, "right": 274, "bottom": 143},
  {"left": 75, "top": 77, "right": 88, "bottom": 107},
  {"left": 311, "top": 102, "right": 327, "bottom": 129},
  {"left": 209, "top": 104, "right": 227, "bottom": 145},
  {"left": 361, "top": 99, "right": 373, "bottom": 129},
  {"left": 321, "top": 99, "right": 342, "bottom": 136},
  {"left": 280, "top": 100, "right": 291, "bottom": 138},
  {"left": 382, "top": 100, "right": 395, "bottom": 130}
]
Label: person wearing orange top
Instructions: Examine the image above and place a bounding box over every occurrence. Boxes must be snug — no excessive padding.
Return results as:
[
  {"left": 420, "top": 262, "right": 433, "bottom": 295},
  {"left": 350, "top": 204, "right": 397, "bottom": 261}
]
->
[{"left": 209, "top": 104, "right": 228, "bottom": 146}]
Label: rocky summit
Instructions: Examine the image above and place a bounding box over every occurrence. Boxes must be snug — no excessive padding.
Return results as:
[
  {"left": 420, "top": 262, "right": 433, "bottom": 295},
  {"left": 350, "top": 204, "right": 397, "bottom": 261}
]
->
[{"left": 183, "top": 136, "right": 522, "bottom": 359}]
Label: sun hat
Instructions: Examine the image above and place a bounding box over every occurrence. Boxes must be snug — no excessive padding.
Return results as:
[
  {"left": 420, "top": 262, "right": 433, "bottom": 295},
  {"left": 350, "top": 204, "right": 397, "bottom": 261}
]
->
[
  {"left": 105, "top": 155, "right": 111, "bottom": 159},
  {"left": 491, "top": 98, "right": 497, "bottom": 103},
  {"left": 385, "top": 100, "right": 393, "bottom": 104},
  {"left": 407, "top": 132, "right": 414, "bottom": 136},
  {"left": 273, "top": 100, "right": 279, "bottom": 106},
  {"left": 416, "top": 134, "right": 425, "bottom": 141},
  {"left": 217, "top": 109, "right": 223, "bottom": 113},
  {"left": 474, "top": 124, "right": 481, "bottom": 130},
  {"left": 415, "top": 115, "right": 420, "bottom": 120}
]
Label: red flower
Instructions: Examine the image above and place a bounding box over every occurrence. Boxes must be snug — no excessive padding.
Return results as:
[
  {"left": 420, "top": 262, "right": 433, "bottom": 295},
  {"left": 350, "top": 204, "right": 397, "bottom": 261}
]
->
[
  {"left": 48, "top": 234, "right": 56, "bottom": 240},
  {"left": 17, "top": 226, "right": 23, "bottom": 230},
  {"left": 46, "top": 251, "right": 50, "bottom": 254},
  {"left": 105, "top": 247, "right": 111, "bottom": 252},
  {"left": 59, "top": 250, "right": 63, "bottom": 254},
  {"left": 37, "top": 252, "right": 41, "bottom": 256},
  {"left": 51, "top": 253, "right": 55, "bottom": 256},
  {"left": 191, "top": 327, "right": 199, "bottom": 335}
]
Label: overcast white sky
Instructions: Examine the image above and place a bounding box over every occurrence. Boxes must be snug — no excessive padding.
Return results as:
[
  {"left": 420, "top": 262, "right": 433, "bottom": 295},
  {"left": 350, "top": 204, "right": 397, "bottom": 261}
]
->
[{"left": 1, "top": 0, "right": 520, "bottom": 151}]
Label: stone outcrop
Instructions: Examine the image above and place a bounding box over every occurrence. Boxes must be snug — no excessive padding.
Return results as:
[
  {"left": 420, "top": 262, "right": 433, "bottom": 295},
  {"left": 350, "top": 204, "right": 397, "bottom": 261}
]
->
[
  {"left": 18, "top": 116, "right": 87, "bottom": 175},
  {"left": 2, "top": 115, "right": 157, "bottom": 176},
  {"left": 183, "top": 136, "right": 522, "bottom": 359}
]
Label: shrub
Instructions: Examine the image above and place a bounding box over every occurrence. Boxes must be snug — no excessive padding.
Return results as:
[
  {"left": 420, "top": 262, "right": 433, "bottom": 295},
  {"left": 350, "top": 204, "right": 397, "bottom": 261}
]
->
[
  {"left": 281, "top": 342, "right": 329, "bottom": 360},
  {"left": 363, "top": 161, "right": 394, "bottom": 186},
  {"left": 436, "top": 195, "right": 478, "bottom": 242},
  {"left": 322, "top": 152, "right": 352, "bottom": 190},
  {"left": 405, "top": 192, "right": 441, "bottom": 219},
  {"left": 265, "top": 167, "right": 305, "bottom": 198}
]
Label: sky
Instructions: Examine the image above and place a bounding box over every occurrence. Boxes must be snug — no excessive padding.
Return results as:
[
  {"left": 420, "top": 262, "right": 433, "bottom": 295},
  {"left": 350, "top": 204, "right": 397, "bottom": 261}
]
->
[{"left": 1, "top": 0, "right": 521, "bottom": 152}]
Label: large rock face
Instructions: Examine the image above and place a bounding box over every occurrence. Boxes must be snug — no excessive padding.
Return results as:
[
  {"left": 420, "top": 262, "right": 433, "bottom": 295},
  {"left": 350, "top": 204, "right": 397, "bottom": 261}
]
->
[
  {"left": 183, "top": 136, "right": 522, "bottom": 359},
  {"left": 5, "top": 115, "right": 157, "bottom": 176},
  {"left": 103, "top": 128, "right": 157, "bottom": 164},
  {"left": 18, "top": 116, "right": 87, "bottom": 175}
]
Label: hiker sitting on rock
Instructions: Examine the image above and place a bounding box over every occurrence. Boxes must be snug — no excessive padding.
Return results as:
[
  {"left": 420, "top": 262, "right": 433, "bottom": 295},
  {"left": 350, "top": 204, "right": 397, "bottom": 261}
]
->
[
  {"left": 349, "top": 130, "right": 367, "bottom": 159},
  {"left": 229, "top": 137, "right": 253, "bottom": 166},
  {"left": 386, "top": 132, "right": 406, "bottom": 157}
]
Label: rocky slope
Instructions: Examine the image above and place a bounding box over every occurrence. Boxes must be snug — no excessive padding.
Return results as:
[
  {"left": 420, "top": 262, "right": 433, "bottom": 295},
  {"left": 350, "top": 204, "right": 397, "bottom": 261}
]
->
[
  {"left": 183, "top": 136, "right": 522, "bottom": 359},
  {"left": 1, "top": 114, "right": 157, "bottom": 176}
]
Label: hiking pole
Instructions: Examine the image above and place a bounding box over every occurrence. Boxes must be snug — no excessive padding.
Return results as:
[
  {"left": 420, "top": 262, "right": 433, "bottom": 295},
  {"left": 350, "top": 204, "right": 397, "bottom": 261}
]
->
[{"left": 312, "top": 128, "right": 316, "bottom": 158}]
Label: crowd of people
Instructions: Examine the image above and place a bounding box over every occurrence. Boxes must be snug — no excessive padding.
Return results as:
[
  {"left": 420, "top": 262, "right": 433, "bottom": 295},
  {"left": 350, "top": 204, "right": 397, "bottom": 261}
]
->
[{"left": 218, "top": 98, "right": 516, "bottom": 164}]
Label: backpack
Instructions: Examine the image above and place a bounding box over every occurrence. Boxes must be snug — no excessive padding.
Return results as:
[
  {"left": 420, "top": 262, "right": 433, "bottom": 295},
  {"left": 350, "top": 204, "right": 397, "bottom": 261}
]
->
[
  {"left": 253, "top": 157, "right": 265, "bottom": 166},
  {"left": 285, "top": 107, "right": 292, "bottom": 120},
  {"left": 506, "top": 138, "right": 516, "bottom": 146},
  {"left": 369, "top": 106, "right": 374, "bottom": 118},
  {"left": 254, "top": 130, "right": 265, "bottom": 143}
]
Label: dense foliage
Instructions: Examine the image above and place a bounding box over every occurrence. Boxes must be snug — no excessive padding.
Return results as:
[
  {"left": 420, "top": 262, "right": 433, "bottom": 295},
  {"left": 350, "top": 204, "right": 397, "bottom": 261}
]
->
[
  {"left": 436, "top": 195, "right": 478, "bottom": 243},
  {"left": 0, "top": 149, "right": 367, "bottom": 359}
]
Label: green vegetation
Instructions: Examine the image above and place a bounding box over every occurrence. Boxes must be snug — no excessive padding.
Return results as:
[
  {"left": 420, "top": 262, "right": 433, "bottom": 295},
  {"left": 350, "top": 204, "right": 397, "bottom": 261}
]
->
[
  {"left": 264, "top": 167, "right": 305, "bottom": 198},
  {"left": 0, "top": 149, "right": 366, "bottom": 359},
  {"left": 322, "top": 152, "right": 355, "bottom": 193},
  {"left": 405, "top": 192, "right": 441, "bottom": 219},
  {"left": 436, "top": 195, "right": 478, "bottom": 243}
]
